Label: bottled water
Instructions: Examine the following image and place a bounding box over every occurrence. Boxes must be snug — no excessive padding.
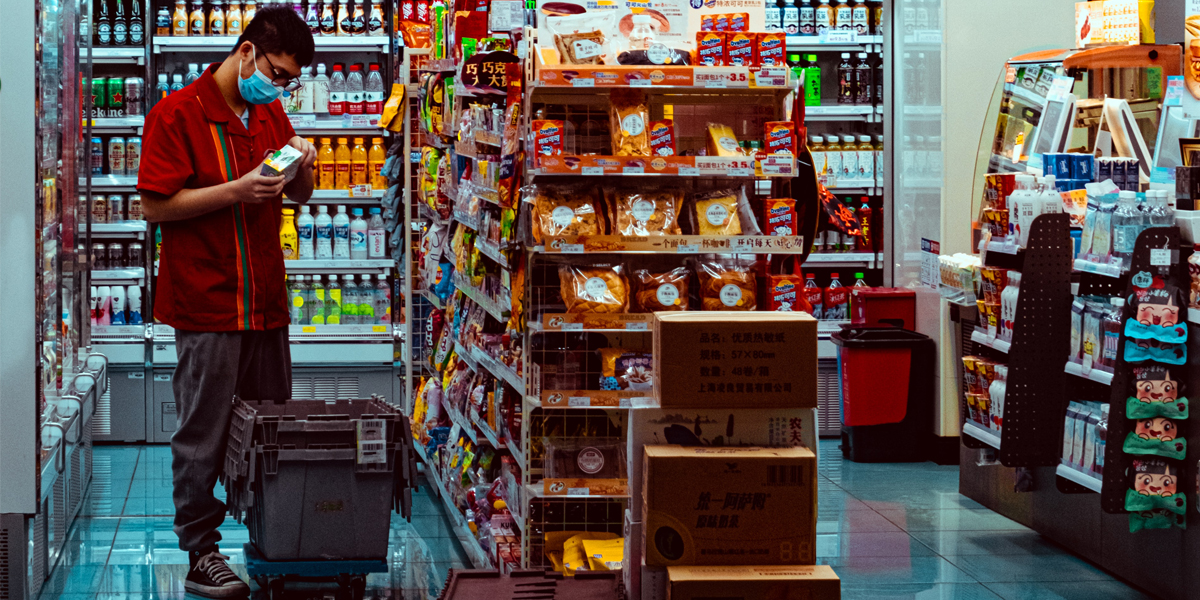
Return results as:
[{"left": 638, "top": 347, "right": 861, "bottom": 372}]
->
[
  {"left": 365, "top": 63, "right": 384, "bottom": 115},
  {"left": 1111, "top": 191, "right": 1143, "bottom": 269},
  {"left": 342, "top": 275, "right": 359, "bottom": 325},
  {"left": 345, "top": 64, "right": 365, "bottom": 115},
  {"left": 332, "top": 205, "right": 351, "bottom": 259},
  {"left": 170, "top": 73, "right": 184, "bottom": 94},
  {"left": 184, "top": 63, "right": 201, "bottom": 86},
  {"left": 297, "top": 205, "right": 314, "bottom": 259},
  {"left": 326, "top": 274, "right": 342, "bottom": 324},
  {"left": 315, "top": 205, "right": 333, "bottom": 259},
  {"left": 375, "top": 274, "right": 391, "bottom": 325},
  {"left": 350, "top": 208, "right": 368, "bottom": 259},
  {"left": 367, "top": 207, "right": 386, "bottom": 258},
  {"left": 1147, "top": 190, "right": 1174, "bottom": 228},
  {"left": 289, "top": 275, "right": 306, "bottom": 325},
  {"left": 297, "top": 66, "right": 315, "bottom": 113},
  {"left": 156, "top": 73, "right": 170, "bottom": 99},
  {"left": 328, "top": 64, "right": 346, "bottom": 116},
  {"left": 310, "top": 275, "right": 326, "bottom": 325}
]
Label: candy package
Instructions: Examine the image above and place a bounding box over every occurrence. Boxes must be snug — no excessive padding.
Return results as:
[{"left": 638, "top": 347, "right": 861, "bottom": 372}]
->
[{"left": 559, "top": 262, "right": 629, "bottom": 313}]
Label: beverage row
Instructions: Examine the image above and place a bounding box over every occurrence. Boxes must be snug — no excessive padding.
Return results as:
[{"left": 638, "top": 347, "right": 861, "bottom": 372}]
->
[
  {"left": 790, "top": 53, "right": 883, "bottom": 107},
  {"left": 91, "top": 136, "right": 142, "bottom": 176},
  {"left": 91, "top": 285, "right": 145, "bottom": 326},
  {"left": 90, "top": 241, "right": 146, "bottom": 270},
  {"left": 810, "top": 135, "right": 883, "bottom": 185},
  {"left": 156, "top": 62, "right": 385, "bottom": 117},
  {"left": 88, "top": 77, "right": 145, "bottom": 118},
  {"left": 85, "top": 194, "right": 145, "bottom": 223},
  {"left": 287, "top": 274, "right": 391, "bottom": 325},
  {"left": 310, "top": 137, "right": 388, "bottom": 190},
  {"left": 802, "top": 272, "right": 865, "bottom": 321},
  {"left": 813, "top": 197, "right": 876, "bottom": 254},
  {"left": 156, "top": 0, "right": 385, "bottom": 38},
  {"left": 280, "top": 205, "right": 389, "bottom": 260},
  {"left": 765, "top": 0, "right": 884, "bottom": 36},
  {"left": 91, "top": 0, "right": 146, "bottom": 46}
]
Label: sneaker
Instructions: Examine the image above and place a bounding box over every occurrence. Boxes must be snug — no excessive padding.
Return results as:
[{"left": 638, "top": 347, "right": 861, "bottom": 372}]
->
[{"left": 185, "top": 550, "right": 250, "bottom": 598}]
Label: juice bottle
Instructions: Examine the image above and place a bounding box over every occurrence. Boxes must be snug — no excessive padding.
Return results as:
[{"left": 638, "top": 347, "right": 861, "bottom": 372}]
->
[
  {"left": 317, "top": 138, "right": 336, "bottom": 189},
  {"left": 834, "top": 0, "right": 852, "bottom": 31},
  {"left": 856, "top": 135, "right": 873, "bottom": 183},
  {"left": 304, "top": 136, "right": 317, "bottom": 184},
  {"left": 173, "top": 0, "right": 189, "bottom": 35},
  {"left": 189, "top": 1, "right": 205, "bottom": 37},
  {"left": 334, "top": 137, "right": 352, "bottom": 189},
  {"left": 874, "top": 134, "right": 884, "bottom": 187},
  {"left": 815, "top": 0, "right": 834, "bottom": 35},
  {"left": 208, "top": 0, "right": 225, "bottom": 35},
  {"left": 350, "top": 138, "right": 369, "bottom": 186},
  {"left": 243, "top": 0, "right": 257, "bottom": 28},
  {"left": 368, "top": 137, "right": 387, "bottom": 189},
  {"left": 310, "top": 275, "right": 326, "bottom": 324},
  {"left": 824, "top": 136, "right": 842, "bottom": 185},
  {"left": 279, "top": 208, "right": 298, "bottom": 260},
  {"left": 809, "top": 135, "right": 826, "bottom": 177},
  {"left": 227, "top": 2, "right": 243, "bottom": 35}
]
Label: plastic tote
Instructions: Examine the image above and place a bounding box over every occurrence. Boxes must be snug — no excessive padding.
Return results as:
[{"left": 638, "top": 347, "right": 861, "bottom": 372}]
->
[{"left": 831, "top": 326, "right": 935, "bottom": 463}]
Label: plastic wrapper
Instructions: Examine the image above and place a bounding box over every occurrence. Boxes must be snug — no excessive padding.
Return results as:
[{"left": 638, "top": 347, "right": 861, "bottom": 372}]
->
[
  {"left": 527, "top": 184, "right": 606, "bottom": 243},
  {"left": 617, "top": 46, "right": 690, "bottom": 65},
  {"left": 583, "top": 538, "right": 625, "bottom": 571},
  {"left": 609, "top": 89, "right": 651, "bottom": 156},
  {"left": 548, "top": 12, "right": 615, "bottom": 64},
  {"left": 543, "top": 437, "right": 627, "bottom": 479},
  {"left": 559, "top": 262, "right": 629, "bottom": 313},
  {"left": 633, "top": 266, "right": 689, "bottom": 312},
  {"left": 688, "top": 187, "right": 761, "bottom": 236},
  {"left": 598, "top": 348, "right": 653, "bottom": 390},
  {"left": 605, "top": 188, "right": 682, "bottom": 236},
  {"left": 697, "top": 259, "right": 757, "bottom": 311}
]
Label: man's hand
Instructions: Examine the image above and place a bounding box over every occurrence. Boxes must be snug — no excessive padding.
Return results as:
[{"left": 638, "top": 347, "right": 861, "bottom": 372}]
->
[
  {"left": 233, "top": 167, "right": 287, "bottom": 204},
  {"left": 289, "top": 136, "right": 318, "bottom": 170}
]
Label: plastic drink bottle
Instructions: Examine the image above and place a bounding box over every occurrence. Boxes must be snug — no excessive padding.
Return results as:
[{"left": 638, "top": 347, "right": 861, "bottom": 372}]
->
[
  {"left": 110, "top": 285, "right": 127, "bottom": 325},
  {"left": 350, "top": 138, "right": 368, "bottom": 185},
  {"left": 328, "top": 64, "right": 346, "bottom": 116},
  {"left": 156, "top": 73, "right": 170, "bottom": 100},
  {"left": 90, "top": 286, "right": 99, "bottom": 326},
  {"left": 368, "top": 137, "right": 386, "bottom": 188},
  {"left": 316, "top": 138, "right": 335, "bottom": 189},
  {"left": 172, "top": 0, "right": 188, "bottom": 36},
  {"left": 296, "top": 205, "right": 315, "bottom": 259},
  {"left": 184, "top": 63, "right": 201, "bottom": 86},
  {"left": 849, "top": 271, "right": 867, "bottom": 316},
  {"left": 319, "top": 1, "right": 336, "bottom": 35},
  {"left": 350, "top": 208, "right": 368, "bottom": 259},
  {"left": 367, "top": 207, "right": 386, "bottom": 258},
  {"left": 346, "top": 64, "right": 365, "bottom": 115},
  {"left": 326, "top": 275, "right": 342, "bottom": 324},
  {"left": 280, "top": 208, "right": 298, "bottom": 260},
  {"left": 368, "top": 2, "right": 385, "bottom": 35},
  {"left": 313, "top": 64, "right": 331, "bottom": 113},
  {"left": 332, "top": 205, "right": 351, "bottom": 259},
  {"left": 803, "top": 273, "right": 823, "bottom": 319},
  {"left": 97, "top": 286, "right": 112, "bottom": 326},
  {"left": 365, "top": 64, "right": 384, "bottom": 114},
  {"left": 824, "top": 273, "right": 848, "bottom": 320},
  {"left": 375, "top": 274, "right": 390, "bottom": 324},
  {"left": 227, "top": 2, "right": 243, "bottom": 35},
  {"left": 298, "top": 66, "right": 315, "bottom": 113},
  {"left": 315, "top": 205, "right": 333, "bottom": 258},
  {"left": 170, "top": 74, "right": 184, "bottom": 94},
  {"left": 334, "top": 138, "right": 351, "bottom": 189},
  {"left": 304, "top": 0, "right": 319, "bottom": 33},
  {"left": 127, "top": 285, "right": 143, "bottom": 324},
  {"left": 310, "top": 275, "right": 326, "bottom": 324},
  {"left": 287, "top": 275, "right": 301, "bottom": 324},
  {"left": 342, "top": 275, "right": 359, "bottom": 325},
  {"left": 209, "top": 0, "right": 226, "bottom": 35},
  {"left": 1111, "top": 190, "right": 1142, "bottom": 268}
]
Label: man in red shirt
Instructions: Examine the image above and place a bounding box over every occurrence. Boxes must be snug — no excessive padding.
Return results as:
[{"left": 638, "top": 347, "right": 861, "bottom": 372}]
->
[{"left": 137, "top": 7, "right": 315, "bottom": 598}]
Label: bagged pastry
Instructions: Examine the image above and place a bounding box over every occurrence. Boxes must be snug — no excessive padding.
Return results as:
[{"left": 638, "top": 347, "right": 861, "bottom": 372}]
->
[
  {"left": 599, "top": 348, "right": 653, "bottom": 390},
  {"left": 559, "top": 263, "right": 630, "bottom": 313},
  {"left": 527, "top": 185, "right": 605, "bottom": 243},
  {"left": 606, "top": 188, "right": 683, "bottom": 236},
  {"left": 609, "top": 89, "right": 651, "bottom": 156},
  {"left": 698, "top": 259, "right": 757, "bottom": 311},
  {"left": 548, "top": 12, "right": 615, "bottom": 65},
  {"left": 688, "top": 188, "right": 761, "bottom": 236},
  {"left": 633, "top": 266, "right": 690, "bottom": 312}
]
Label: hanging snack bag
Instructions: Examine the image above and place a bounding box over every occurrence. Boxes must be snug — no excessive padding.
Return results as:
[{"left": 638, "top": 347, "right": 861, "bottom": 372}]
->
[
  {"left": 1128, "top": 364, "right": 1188, "bottom": 420},
  {"left": 527, "top": 185, "right": 606, "bottom": 243},
  {"left": 1126, "top": 457, "right": 1187, "bottom": 529},
  {"left": 1125, "top": 417, "right": 1186, "bottom": 460},
  {"left": 1125, "top": 283, "right": 1188, "bottom": 344},
  {"left": 606, "top": 188, "right": 683, "bottom": 236},
  {"left": 697, "top": 259, "right": 757, "bottom": 311},
  {"left": 559, "top": 262, "right": 630, "bottom": 313},
  {"left": 633, "top": 266, "right": 690, "bottom": 312},
  {"left": 599, "top": 348, "right": 654, "bottom": 390},
  {"left": 609, "top": 89, "right": 651, "bottom": 156},
  {"left": 648, "top": 120, "right": 676, "bottom": 156}
]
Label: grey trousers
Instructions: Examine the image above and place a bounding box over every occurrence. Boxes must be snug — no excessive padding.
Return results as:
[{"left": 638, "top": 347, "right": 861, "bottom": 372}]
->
[{"left": 172, "top": 327, "right": 291, "bottom": 553}]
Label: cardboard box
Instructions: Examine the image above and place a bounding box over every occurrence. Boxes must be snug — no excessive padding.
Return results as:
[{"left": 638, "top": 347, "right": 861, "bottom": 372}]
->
[
  {"left": 667, "top": 565, "right": 840, "bottom": 600},
  {"left": 653, "top": 312, "right": 817, "bottom": 409},
  {"left": 644, "top": 445, "right": 816, "bottom": 566}
]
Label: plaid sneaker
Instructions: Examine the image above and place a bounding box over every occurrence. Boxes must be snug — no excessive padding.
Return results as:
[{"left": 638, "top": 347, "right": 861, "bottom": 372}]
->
[{"left": 185, "top": 550, "right": 250, "bottom": 598}]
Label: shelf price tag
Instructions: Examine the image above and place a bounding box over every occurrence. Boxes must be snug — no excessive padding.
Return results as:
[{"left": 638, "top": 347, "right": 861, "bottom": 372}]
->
[
  {"left": 755, "top": 68, "right": 788, "bottom": 87},
  {"left": 349, "top": 184, "right": 374, "bottom": 197},
  {"left": 677, "top": 244, "right": 699, "bottom": 253},
  {"left": 302, "top": 326, "right": 316, "bottom": 333},
  {"left": 581, "top": 166, "right": 605, "bottom": 175},
  {"left": 568, "top": 396, "right": 591, "bottom": 407},
  {"left": 622, "top": 166, "right": 644, "bottom": 174},
  {"left": 917, "top": 29, "right": 941, "bottom": 44},
  {"left": 562, "top": 323, "right": 584, "bottom": 331},
  {"left": 1151, "top": 248, "right": 1172, "bottom": 266},
  {"left": 561, "top": 243, "right": 584, "bottom": 254},
  {"left": 727, "top": 167, "right": 753, "bottom": 177},
  {"left": 705, "top": 79, "right": 727, "bottom": 88},
  {"left": 821, "top": 30, "right": 857, "bottom": 44},
  {"left": 630, "top": 79, "right": 653, "bottom": 87},
  {"left": 288, "top": 114, "right": 317, "bottom": 129},
  {"left": 625, "top": 322, "right": 648, "bottom": 331},
  {"left": 567, "top": 488, "right": 590, "bottom": 496},
  {"left": 571, "top": 78, "right": 595, "bottom": 87},
  {"left": 343, "top": 114, "right": 376, "bottom": 128},
  {"left": 678, "top": 166, "right": 700, "bottom": 176}
]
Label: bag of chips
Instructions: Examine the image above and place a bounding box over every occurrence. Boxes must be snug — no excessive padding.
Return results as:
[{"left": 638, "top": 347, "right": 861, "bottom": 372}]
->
[
  {"left": 605, "top": 187, "right": 683, "bottom": 236},
  {"left": 698, "top": 259, "right": 757, "bottom": 311},
  {"left": 609, "top": 89, "right": 651, "bottom": 156},
  {"left": 559, "top": 262, "right": 629, "bottom": 313},
  {"left": 633, "top": 266, "right": 689, "bottom": 312},
  {"left": 527, "top": 184, "right": 606, "bottom": 243}
]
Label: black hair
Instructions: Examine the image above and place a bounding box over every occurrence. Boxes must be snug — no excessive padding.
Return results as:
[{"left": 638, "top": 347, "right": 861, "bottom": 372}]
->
[{"left": 231, "top": 6, "right": 315, "bottom": 68}]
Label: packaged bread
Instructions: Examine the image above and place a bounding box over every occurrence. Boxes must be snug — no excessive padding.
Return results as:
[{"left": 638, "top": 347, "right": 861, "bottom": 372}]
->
[
  {"left": 559, "top": 263, "right": 629, "bottom": 313},
  {"left": 693, "top": 189, "right": 742, "bottom": 235},
  {"left": 609, "top": 89, "right": 651, "bottom": 156},
  {"left": 528, "top": 185, "right": 606, "bottom": 243},
  {"left": 634, "top": 266, "right": 689, "bottom": 312},
  {"left": 555, "top": 30, "right": 606, "bottom": 64},
  {"left": 698, "top": 259, "right": 757, "bottom": 311},
  {"left": 548, "top": 11, "right": 615, "bottom": 65},
  {"left": 606, "top": 188, "right": 683, "bottom": 236},
  {"left": 706, "top": 122, "right": 742, "bottom": 157}
]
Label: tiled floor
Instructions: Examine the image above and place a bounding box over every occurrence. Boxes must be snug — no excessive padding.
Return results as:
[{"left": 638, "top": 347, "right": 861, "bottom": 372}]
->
[{"left": 37, "top": 443, "right": 1154, "bottom": 600}]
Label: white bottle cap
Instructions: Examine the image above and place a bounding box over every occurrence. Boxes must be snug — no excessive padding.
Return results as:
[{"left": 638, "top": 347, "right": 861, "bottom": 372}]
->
[
  {"left": 1119, "top": 190, "right": 1136, "bottom": 200},
  {"left": 1042, "top": 175, "right": 1056, "bottom": 188},
  {"left": 313, "top": 275, "right": 322, "bottom": 281},
  {"left": 841, "top": 53, "right": 851, "bottom": 58},
  {"left": 318, "top": 63, "right": 327, "bottom": 74},
  {"left": 318, "top": 205, "right": 329, "bottom": 213},
  {"left": 173, "top": 74, "right": 183, "bottom": 82},
  {"left": 843, "top": 135, "right": 855, "bottom": 143},
  {"left": 858, "top": 135, "right": 871, "bottom": 143},
  {"left": 330, "top": 274, "right": 338, "bottom": 281},
  {"left": 337, "top": 205, "right": 346, "bottom": 212},
  {"left": 301, "top": 205, "right": 310, "bottom": 213},
  {"left": 378, "top": 274, "right": 387, "bottom": 280},
  {"left": 158, "top": 73, "right": 168, "bottom": 83},
  {"left": 188, "top": 63, "right": 199, "bottom": 71},
  {"left": 297, "top": 274, "right": 305, "bottom": 281},
  {"left": 857, "top": 52, "right": 868, "bottom": 58}
]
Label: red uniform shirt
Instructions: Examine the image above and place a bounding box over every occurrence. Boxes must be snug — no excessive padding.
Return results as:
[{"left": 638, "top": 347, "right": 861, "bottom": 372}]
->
[{"left": 138, "top": 65, "right": 296, "bottom": 332}]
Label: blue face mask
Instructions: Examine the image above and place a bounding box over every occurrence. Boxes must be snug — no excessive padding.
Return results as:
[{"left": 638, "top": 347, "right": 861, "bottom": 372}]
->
[{"left": 239, "top": 45, "right": 285, "bottom": 105}]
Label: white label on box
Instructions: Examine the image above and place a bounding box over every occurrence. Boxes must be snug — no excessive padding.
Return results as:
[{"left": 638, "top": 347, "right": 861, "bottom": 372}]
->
[
  {"left": 677, "top": 244, "right": 699, "bottom": 253},
  {"left": 356, "top": 419, "right": 388, "bottom": 464},
  {"left": 625, "top": 322, "right": 648, "bottom": 331},
  {"left": 678, "top": 166, "right": 700, "bottom": 176},
  {"left": 561, "top": 243, "right": 584, "bottom": 254},
  {"left": 581, "top": 166, "right": 605, "bottom": 175},
  {"left": 568, "top": 396, "right": 591, "bottom": 406},
  {"left": 623, "top": 166, "right": 645, "bottom": 174},
  {"left": 567, "top": 487, "right": 590, "bottom": 496},
  {"left": 572, "top": 78, "right": 595, "bottom": 88},
  {"left": 1151, "top": 248, "right": 1171, "bottom": 266},
  {"left": 562, "top": 322, "right": 584, "bottom": 331}
]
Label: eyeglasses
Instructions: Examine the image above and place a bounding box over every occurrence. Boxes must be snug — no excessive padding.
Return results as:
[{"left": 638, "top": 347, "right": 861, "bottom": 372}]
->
[{"left": 261, "top": 51, "right": 303, "bottom": 93}]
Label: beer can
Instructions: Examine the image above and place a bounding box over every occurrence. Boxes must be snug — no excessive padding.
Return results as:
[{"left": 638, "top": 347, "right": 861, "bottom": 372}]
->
[
  {"left": 91, "top": 78, "right": 107, "bottom": 113},
  {"left": 127, "top": 242, "right": 145, "bottom": 269},
  {"left": 91, "top": 195, "right": 108, "bottom": 224},
  {"left": 108, "top": 137, "right": 126, "bottom": 175},
  {"left": 124, "top": 77, "right": 145, "bottom": 117},
  {"left": 125, "top": 137, "right": 142, "bottom": 174},
  {"left": 127, "top": 194, "right": 143, "bottom": 220},
  {"left": 91, "top": 137, "right": 104, "bottom": 175},
  {"left": 108, "top": 194, "right": 125, "bottom": 222},
  {"left": 92, "top": 242, "right": 109, "bottom": 270},
  {"left": 107, "top": 77, "right": 125, "bottom": 116},
  {"left": 108, "top": 243, "right": 126, "bottom": 269}
]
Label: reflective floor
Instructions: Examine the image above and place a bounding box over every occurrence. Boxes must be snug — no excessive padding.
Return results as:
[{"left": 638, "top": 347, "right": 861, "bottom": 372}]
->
[{"left": 38, "top": 443, "right": 1154, "bottom": 600}]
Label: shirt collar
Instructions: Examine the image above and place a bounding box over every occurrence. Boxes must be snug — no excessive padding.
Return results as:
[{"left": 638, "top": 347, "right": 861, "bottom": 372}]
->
[{"left": 196, "top": 63, "right": 268, "bottom": 137}]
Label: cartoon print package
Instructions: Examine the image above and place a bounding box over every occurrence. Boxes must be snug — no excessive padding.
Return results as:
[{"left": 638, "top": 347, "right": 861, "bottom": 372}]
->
[
  {"left": 1127, "top": 364, "right": 1189, "bottom": 419},
  {"left": 1124, "top": 337, "right": 1187, "bottom": 365},
  {"left": 1125, "top": 281, "right": 1188, "bottom": 344},
  {"left": 1126, "top": 457, "right": 1187, "bottom": 519}
]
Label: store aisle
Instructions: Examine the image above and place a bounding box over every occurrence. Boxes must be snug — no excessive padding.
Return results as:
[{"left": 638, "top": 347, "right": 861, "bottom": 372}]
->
[{"left": 39, "top": 443, "right": 1154, "bottom": 600}]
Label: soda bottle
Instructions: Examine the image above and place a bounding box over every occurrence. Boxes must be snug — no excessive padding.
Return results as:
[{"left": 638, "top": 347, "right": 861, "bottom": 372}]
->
[
  {"left": 346, "top": 64, "right": 365, "bottom": 115},
  {"left": 326, "top": 274, "right": 342, "bottom": 324},
  {"left": 310, "top": 275, "right": 326, "bottom": 325},
  {"left": 280, "top": 208, "right": 298, "bottom": 260},
  {"left": 332, "top": 205, "right": 351, "bottom": 259},
  {"left": 350, "top": 138, "right": 368, "bottom": 185},
  {"left": 803, "top": 54, "right": 820, "bottom": 107},
  {"left": 368, "top": 137, "right": 387, "bottom": 189},
  {"left": 317, "top": 138, "right": 336, "bottom": 189},
  {"left": 367, "top": 207, "right": 386, "bottom": 258},
  {"left": 297, "top": 205, "right": 315, "bottom": 259},
  {"left": 337, "top": 0, "right": 352, "bottom": 35},
  {"left": 350, "top": 207, "right": 368, "bottom": 259},
  {"left": 803, "top": 273, "right": 823, "bottom": 319},
  {"left": 313, "top": 64, "right": 331, "bottom": 113},
  {"left": 334, "top": 138, "right": 352, "bottom": 189},
  {"left": 815, "top": 0, "right": 833, "bottom": 34},
  {"left": 328, "top": 64, "right": 346, "bottom": 116},
  {"left": 850, "top": 271, "right": 867, "bottom": 316},
  {"left": 315, "top": 205, "right": 333, "bottom": 258},
  {"left": 342, "top": 275, "right": 360, "bottom": 325},
  {"left": 354, "top": 275, "right": 374, "bottom": 324},
  {"left": 824, "top": 273, "right": 847, "bottom": 320},
  {"left": 797, "top": 0, "right": 814, "bottom": 35},
  {"left": 365, "top": 64, "right": 385, "bottom": 114},
  {"left": 184, "top": 63, "right": 201, "bottom": 86},
  {"left": 351, "top": 2, "right": 367, "bottom": 34},
  {"left": 288, "top": 275, "right": 303, "bottom": 324}
]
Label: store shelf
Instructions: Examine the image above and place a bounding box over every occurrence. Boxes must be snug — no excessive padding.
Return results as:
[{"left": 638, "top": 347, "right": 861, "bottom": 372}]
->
[
  {"left": 537, "top": 234, "right": 807, "bottom": 254},
  {"left": 155, "top": 35, "right": 389, "bottom": 53},
  {"left": 444, "top": 402, "right": 479, "bottom": 445},
  {"left": 416, "top": 288, "right": 445, "bottom": 309},
  {"left": 533, "top": 313, "right": 652, "bottom": 333},
  {"left": 87, "top": 221, "right": 147, "bottom": 238},
  {"left": 422, "top": 457, "right": 493, "bottom": 570},
  {"left": 284, "top": 259, "right": 393, "bottom": 274},
  {"left": 804, "top": 252, "right": 876, "bottom": 264},
  {"left": 421, "top": 58, "right": 458, "bottom": 72},
  {"left": 1063, "top": 361, "right": 1114, "bottom": 386},
  {"left": 970, "top": 329, "right": 1011, "bottom": 354},
  {"left": 525, "top": 483, "right": 630, "bottom": 499},
  {"left": 472, "top": 130, "right": 502, "bottom": 147},
  {"left": 302, "top": 189, "right": 386, "bottom": 201},
  {"left": 288, "top": 324, "right": 393, "bottom": 342},
  {"left": 982, "top": 238, "right": 1020, "bottom": 255},
  {"left": 535, "top": 65, "right": 791, "bottom": 90},
  {"left": 804, "top": 105, "right": 877, "bottom": 121},
  {"left": 474, "top": 239, "right": 510, "bottom": 268},
  {"left": 1056, "top": 464, "right": 1103, "bottom": 493},
  {"left": 962, "top": 421, "right": 1001, "bottom": 450},
  {"left": 92, "top": 267, "right": 146, "bottom": 284},
  {"left": 87, "top": 116, "right": 145, "bottom": 132},
  {"left": 532, "top": 154, "right": 795, "bottom": 178},
  {"left": 454, "top": 342, "right": 480, "bottom": 371},
  {"left": 902, "top": 105, "right": 944, "bottom": 118},
  {"left": 290, "top": 115, "right": 382, "bottom": 135},
  {"left": 454, "top": 275, "right": 509, "bottom": 322},
  {"left": 526, "top": 392, "right": 655, "bottom": 409},
  {"left": 1073, "top": 258, "right": 1123, "bottom": 279},
  {"left": 84, "top": 175, "right": 139, "bottom": 190},
  {"left": 453, "top": 209, "right": 481, "bottom": 232},
  {"left": 827, "top": 186, "right": 884, "bottom": 196},
  {"left": 786, "top": 34, "right": 883, "bottom": 51},
  {"left": 470, "top": 347, "right": 523, "bottom": 391},
  {"left": 91, "top": 324, "right": 147, "bottom": 343},
  {"left": 1189, "top": 308, "right": 1200, "bottom": 326},
  {"left": 88, "top": 47, "right": 146, "bottom": 64},
  {"left": 470, "top": 413, "right": 507, "bottom": 450}
]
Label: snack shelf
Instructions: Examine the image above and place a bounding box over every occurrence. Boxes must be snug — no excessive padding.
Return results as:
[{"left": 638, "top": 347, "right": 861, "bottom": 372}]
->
[
  {"left": 416, "top": 288, "right": 445, "bottom": 309},
  {"left": 421, "top": 131, "right": 451, "bottom": 149},
  {"left": 470, "top": 412, "right": 507, "bottom": 450},
  {"left": 1055, "top": 464, "right": 1103, "bottom": 493},
  {"left": 283, "top": 259, "right": 393, "bottom": 274},
  {"left": 902, "top": 105, "right": 944, "bottom": 118},
  {"left": 1063, "top": 361, "right": 1114, "bottom": 386},
  {"left": 89, "top": 47, "right": 146, "bottom": 64},
  {"left": 470, "top": 346, "right": 524, "bottom": 391},
  {"left": 535, "top": 65, "right": 790, "bottom": 90},
  {"left": 969, "top": 328, "right": 1011, "bottom": 354},
  {"left": 444, "top": 400, "right": 480, "bottom": 446},
  {"left": 962, "top": 420, "right": 1001, "bottom": 450},
  {"left": 524, "top": 483, "right": 630, "bottom": 500},
  {"left": 1072, "top": 258, "right": 1123, "bottom": 279},
  {"left": 828, "top": 186, "right": 884, "bottom": 196},
  {"left": 421, "top": 456, "right": 494, "bottom": 570},
  {"left": 87, "top": 221, "right": 148, "bottom": 238},
  {"left": 154, "top": 35, "right": 389, "bottom": 53},
  {"left": 531, "top": 154, "right": 795, "bottom": 178},
  {"left": 472, "top": 130, "right": 503, "bottom": 147},
  {"left": 536, "top": 234, "right": 807, "bottom": 254},
  {"left": 454, "top": 341, "right": 480, "bottom": 371},
  {"left": 453, "top": 210, "right": 481, "bottom": 232},
  {"left": 87, "top": 116, "right": 145, "bottom": 132},
  {"left": 525, "top": 392, "right": 654, "bottom": 409},
  {"left": 418, "top": 203, "right": 449, "bottom": 227},
  {"left": 475, "top": 238, "right": 510, "bottom": 269},
  {"left": 532, "top": 313, "right": 652, "bottom": 333},
  {"left": 84, "top": 174, "right": 139, "bottom": 189},
  {"left": 453, "top": 274, "right": 510, "bottom": 321}
]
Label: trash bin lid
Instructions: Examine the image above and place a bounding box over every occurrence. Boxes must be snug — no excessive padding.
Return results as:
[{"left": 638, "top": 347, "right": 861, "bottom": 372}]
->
[{"left": 831, "top": 325, "right": 933, "bottom": 348}]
